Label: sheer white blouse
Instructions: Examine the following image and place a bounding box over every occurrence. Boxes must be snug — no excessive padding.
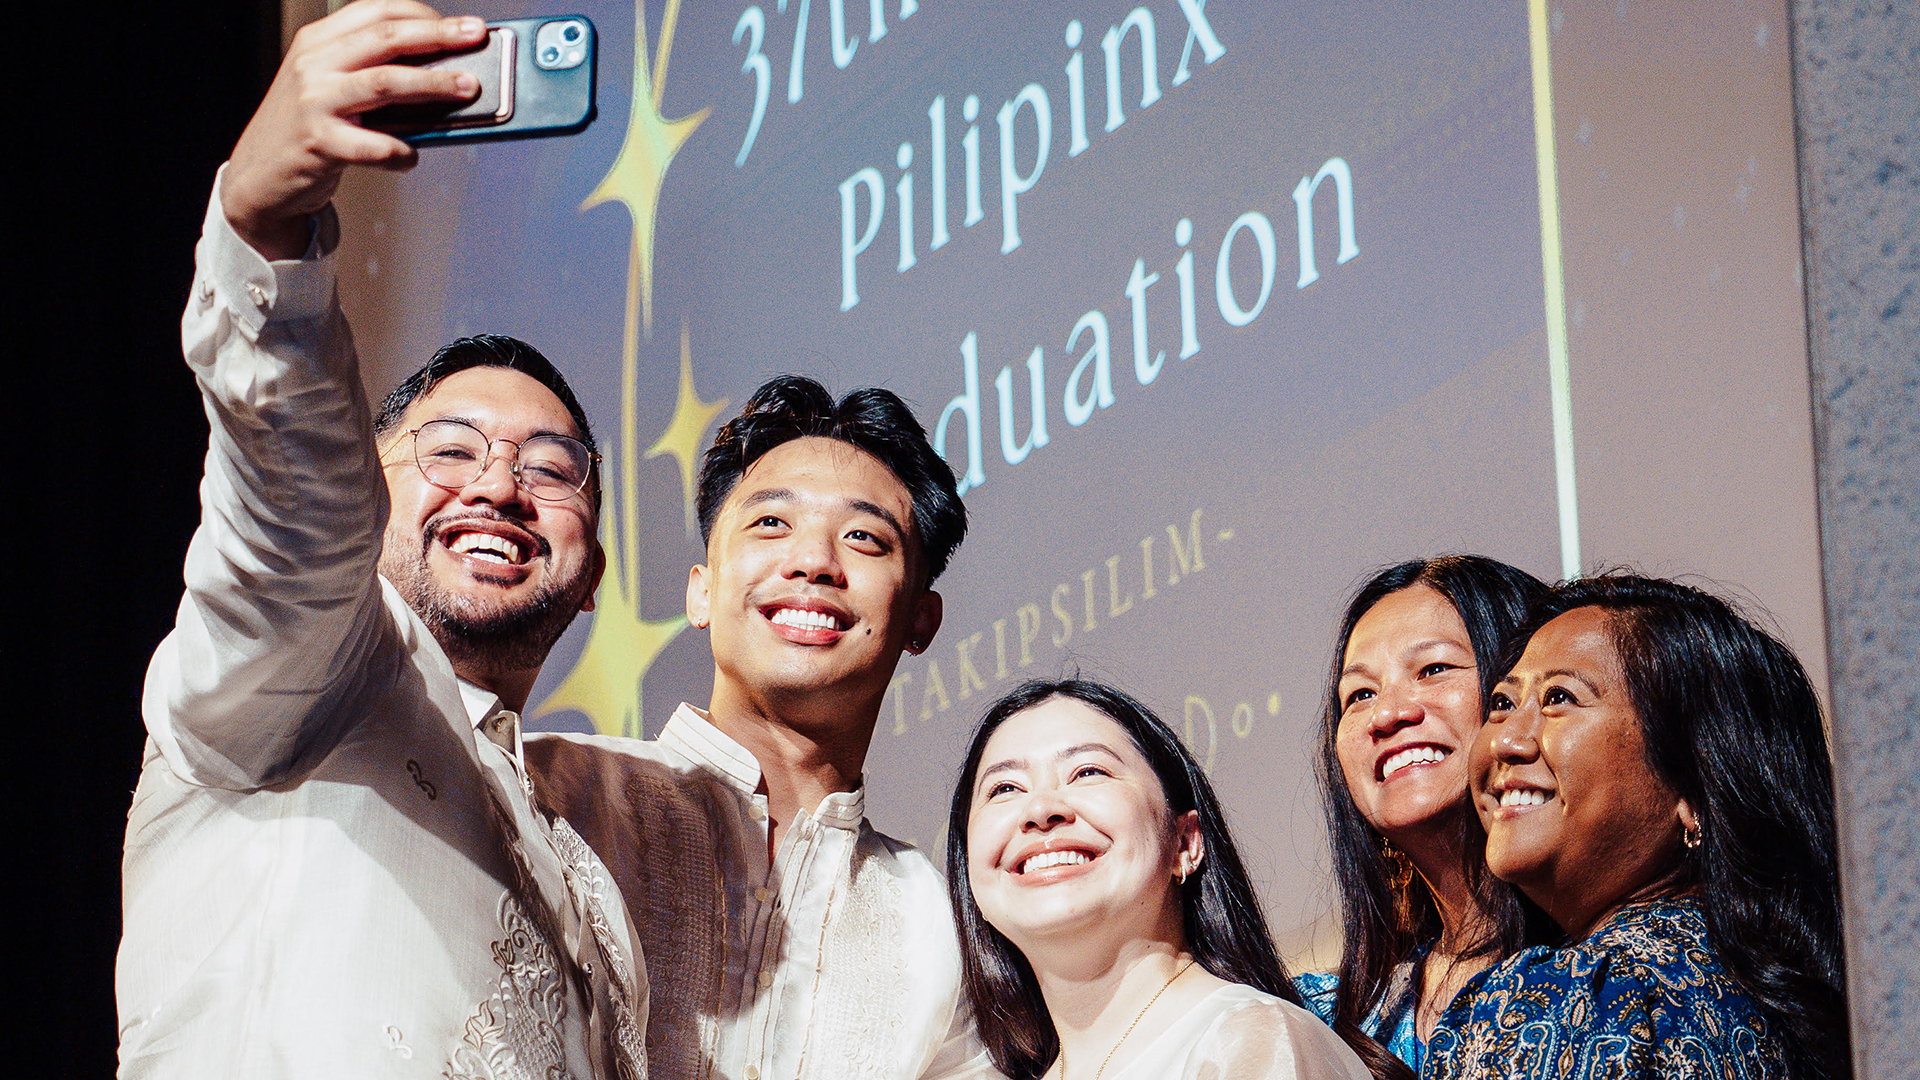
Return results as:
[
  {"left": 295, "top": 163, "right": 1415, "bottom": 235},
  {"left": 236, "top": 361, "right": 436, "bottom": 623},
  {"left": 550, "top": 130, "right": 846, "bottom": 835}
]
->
[{"left": 1105, "top": 984, "right": 1369, "bottom": 1080}]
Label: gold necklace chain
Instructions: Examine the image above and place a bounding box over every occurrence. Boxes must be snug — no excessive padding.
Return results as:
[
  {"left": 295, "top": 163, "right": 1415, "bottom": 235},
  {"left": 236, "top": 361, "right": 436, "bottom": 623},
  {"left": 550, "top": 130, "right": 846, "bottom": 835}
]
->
[{"left": 1054, "top": 958, "right": 1197, "bottom": 1080}]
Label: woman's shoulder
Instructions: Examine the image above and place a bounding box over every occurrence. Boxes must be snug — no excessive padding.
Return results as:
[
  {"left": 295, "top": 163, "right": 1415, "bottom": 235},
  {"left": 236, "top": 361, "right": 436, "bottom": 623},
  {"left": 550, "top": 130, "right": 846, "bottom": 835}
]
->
[
  {"left": 1581, "top": 896, "right": 1717, "bottom": 969},
  {"left": 1426, "top": 898, "right": 1782, "bottom": 1080},
  {"left": 1167, "top": 985, "right": 1370, "bottom": 1080},
  {"left": 1515, "top": 897, "right": 1739, "bottom": 1003},
  {"left": 1201, "top": 982, "right": 1301, "bottom": 1016}
]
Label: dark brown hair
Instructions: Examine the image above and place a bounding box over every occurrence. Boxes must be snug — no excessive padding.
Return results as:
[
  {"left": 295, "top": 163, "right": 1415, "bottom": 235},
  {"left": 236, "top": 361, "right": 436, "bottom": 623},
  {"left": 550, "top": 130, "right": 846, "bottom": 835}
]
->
[{"left": 696, "top": 375, "right": 966, "bottom": 582}]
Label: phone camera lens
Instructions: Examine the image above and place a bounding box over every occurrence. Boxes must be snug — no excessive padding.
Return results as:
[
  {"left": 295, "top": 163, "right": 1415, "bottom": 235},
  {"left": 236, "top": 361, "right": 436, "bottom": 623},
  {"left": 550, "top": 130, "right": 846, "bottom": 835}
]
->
[{"left": 536, "top": 20, "right": 589, "bottom": 70}]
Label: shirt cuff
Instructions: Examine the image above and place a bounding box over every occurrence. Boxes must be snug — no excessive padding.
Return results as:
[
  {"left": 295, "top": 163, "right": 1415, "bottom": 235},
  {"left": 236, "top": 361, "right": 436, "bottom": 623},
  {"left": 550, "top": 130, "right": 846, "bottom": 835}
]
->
[{"left": 194, "top": 163, "right": 341, "bottom": 336}]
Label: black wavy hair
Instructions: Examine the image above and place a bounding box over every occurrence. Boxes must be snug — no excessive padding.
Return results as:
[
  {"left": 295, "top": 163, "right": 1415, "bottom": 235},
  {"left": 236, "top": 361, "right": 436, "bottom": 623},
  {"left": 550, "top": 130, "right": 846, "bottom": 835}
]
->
[
  {"left": 1497, "top": 573, "right": 1848, "bottom": 1080},
  {"left": 373, "top": 334, "right": 598, "bottom": 456},
  {"left": 696, "top": 375, "right": 967, "bottom": 582},
  {"left": 948, "top": 679, "right": 1331, "bottom": 1080},
  {"left": 1314, "top": 555, "right": 1549, "bottom": 1080}
]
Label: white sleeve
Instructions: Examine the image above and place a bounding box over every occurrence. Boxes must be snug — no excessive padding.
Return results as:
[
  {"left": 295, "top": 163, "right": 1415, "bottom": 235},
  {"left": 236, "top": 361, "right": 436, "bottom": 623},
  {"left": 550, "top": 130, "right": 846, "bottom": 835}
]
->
[
  {"left": 1181, "top": 1000, "right": 1373, "bottom": 1080},
  {"left": 917, "top": 995, "right": 1007, "bottom": 1080},
  {"left": 143, "top": 166, "right": 394, "bottom": 791}
]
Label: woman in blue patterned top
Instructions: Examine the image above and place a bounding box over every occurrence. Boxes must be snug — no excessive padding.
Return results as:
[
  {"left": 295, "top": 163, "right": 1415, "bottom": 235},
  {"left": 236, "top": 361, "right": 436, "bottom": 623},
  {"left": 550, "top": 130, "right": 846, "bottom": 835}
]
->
[
  {"left": 1427, "top": 574, "right": 1849, "bottom": 1080},
  {"left": 1297, "top": 557, "right": 1548, "bottom": 1079}
]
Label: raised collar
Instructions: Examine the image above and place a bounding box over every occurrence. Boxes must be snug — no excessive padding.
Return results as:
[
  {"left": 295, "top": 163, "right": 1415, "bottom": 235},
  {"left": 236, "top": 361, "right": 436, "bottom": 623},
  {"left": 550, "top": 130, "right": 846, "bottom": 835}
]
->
[
  {"left": 456, "top": 678, "right": 525, "bottom": 760},
  {"left": 660, "top": 704, "right": 867, "bottom": 829},
  {"left": 457, "top": 678, "right": 507, "bottom": 731}
]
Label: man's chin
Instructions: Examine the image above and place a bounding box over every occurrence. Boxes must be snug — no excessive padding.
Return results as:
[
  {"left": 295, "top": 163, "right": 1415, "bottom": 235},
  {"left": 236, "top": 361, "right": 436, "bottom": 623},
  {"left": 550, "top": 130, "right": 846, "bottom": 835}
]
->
[
  {"left": 385, "top": 562, "right": 586, "bottom": 674},
  {"left": 433, "top": 592, "right": 555, "bottom": 637},
  {"left": 751, "top": 662, "right": 877, "bottom": 708}
]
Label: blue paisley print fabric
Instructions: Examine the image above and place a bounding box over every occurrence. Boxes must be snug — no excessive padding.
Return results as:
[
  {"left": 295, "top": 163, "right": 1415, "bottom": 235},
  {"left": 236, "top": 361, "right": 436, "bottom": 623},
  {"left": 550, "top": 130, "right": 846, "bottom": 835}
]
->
[{"left": 1425, "top": 897, "right": 1780, "bottom": 1079}]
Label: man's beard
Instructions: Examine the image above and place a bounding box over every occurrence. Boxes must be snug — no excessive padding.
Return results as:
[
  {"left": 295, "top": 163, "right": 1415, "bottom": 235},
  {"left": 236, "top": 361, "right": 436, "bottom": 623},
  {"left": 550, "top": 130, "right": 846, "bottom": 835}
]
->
[{"left": 381, "top": 535, "right": 587, "bottom": 680}]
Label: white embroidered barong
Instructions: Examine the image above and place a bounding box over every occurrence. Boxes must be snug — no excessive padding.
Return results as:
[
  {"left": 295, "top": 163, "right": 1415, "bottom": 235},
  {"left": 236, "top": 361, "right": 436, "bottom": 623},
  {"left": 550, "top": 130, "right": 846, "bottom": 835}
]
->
[
  {"left": 528, "top": 706, "right": 997, "bottom": 1080},
  {"left": 118, "top": 174, "right": 647, "bottom": 1080}
]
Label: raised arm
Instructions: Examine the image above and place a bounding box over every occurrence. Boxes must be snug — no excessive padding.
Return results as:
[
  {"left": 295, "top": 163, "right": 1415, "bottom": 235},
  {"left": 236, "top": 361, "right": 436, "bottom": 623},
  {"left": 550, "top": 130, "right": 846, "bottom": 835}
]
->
[
  {"left": 144, "top": 0, "right": 484, "bottom": 790},
  {"left": 223, "top": 0, "right": 484, "bottom": 257}
]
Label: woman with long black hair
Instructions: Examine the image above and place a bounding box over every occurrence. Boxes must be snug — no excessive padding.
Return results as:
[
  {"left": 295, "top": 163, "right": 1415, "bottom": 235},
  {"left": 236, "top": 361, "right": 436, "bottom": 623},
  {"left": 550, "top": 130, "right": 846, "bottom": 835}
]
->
[
  {"left": 1298, "top": 556, "right": 1547, "bottom": 1078},
  {"left": 948, "top": 679, "right": 1372, "bottom": 1080},
  {"left": 1428, "top": 574, "right": 1850, "bottom": 1079}
]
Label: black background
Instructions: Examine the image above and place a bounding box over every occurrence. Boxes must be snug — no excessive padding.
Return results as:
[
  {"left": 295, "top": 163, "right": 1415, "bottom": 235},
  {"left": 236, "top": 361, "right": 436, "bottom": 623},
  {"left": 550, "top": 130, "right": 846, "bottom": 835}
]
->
[{"left": 33, "top": 1, "right": 279, "bottom": 1072}]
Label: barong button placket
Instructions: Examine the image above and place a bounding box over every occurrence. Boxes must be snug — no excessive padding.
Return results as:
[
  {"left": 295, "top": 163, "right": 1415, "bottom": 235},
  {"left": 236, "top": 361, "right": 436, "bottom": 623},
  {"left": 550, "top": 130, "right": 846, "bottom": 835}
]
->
[
  {"left": 484, "top": 711, "right": 520, "bottom": 755},
  {"left": 480, "top": 709, "right": 533, "bottom": 793}
]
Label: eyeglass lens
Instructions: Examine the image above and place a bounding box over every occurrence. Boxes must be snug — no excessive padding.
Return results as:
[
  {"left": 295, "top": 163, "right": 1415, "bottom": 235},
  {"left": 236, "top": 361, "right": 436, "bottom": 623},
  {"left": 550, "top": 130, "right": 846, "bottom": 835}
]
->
[{"left": 413, "top": 419, "right": 592, "bottom": 500}]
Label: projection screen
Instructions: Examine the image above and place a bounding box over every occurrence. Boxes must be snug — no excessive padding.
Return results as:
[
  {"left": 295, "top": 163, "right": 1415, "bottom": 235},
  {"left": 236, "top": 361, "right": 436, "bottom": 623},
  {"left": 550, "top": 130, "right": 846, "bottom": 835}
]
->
[{"left": 324, "top": 0, "right": 1818, "bottom": 961}]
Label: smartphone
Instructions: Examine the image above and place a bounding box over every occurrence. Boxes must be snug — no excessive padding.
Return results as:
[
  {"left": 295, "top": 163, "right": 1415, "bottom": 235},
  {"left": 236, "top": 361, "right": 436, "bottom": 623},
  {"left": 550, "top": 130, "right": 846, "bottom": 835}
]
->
[{"left": 362, "top": 15, "right": 596, "bottom": 146}]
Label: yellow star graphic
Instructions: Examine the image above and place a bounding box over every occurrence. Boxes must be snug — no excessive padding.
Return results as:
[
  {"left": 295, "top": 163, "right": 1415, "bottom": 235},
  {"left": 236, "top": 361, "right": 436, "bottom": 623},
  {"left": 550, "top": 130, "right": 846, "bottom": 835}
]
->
[
  {"left": 536, "top": 0, "right": 711, "bottom": 737},
  {"left": 580, "top": 0, "right": 710, "bottom": 337},
  {"left": 534, "top": 312, "right": 691, "bottom": 737},
  {"left": 647, "top": 323, "right": 728, "bottom": 534}
]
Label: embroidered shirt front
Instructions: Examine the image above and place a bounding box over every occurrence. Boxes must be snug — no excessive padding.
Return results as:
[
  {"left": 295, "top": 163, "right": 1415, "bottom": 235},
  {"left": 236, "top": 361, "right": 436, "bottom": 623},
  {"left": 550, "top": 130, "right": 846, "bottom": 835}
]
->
[
  {"left": 527, "top": 705, "right": 994, "bottom": 1080},
  {"left": 119, "top": 175, "right": 647, "bottom": 1080}
]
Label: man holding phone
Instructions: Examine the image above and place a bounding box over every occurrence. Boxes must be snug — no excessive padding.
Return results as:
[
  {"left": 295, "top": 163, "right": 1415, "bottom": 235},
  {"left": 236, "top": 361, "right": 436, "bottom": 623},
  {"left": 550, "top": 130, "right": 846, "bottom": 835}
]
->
[{"left": 116, "top": 3, "right": 646, "bottom": 1077}]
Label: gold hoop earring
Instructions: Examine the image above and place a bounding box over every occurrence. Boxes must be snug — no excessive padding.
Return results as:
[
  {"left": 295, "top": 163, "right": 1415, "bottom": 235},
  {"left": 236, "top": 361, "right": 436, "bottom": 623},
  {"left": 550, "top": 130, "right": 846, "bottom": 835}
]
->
[
  {"left": 1682, "top": 823, "right": 1702, "bottom": 850},
  {"left": 1381, "top": 836, "right": 1414, "bottom": 891},
  {"left": 1381, "top": 836, "right": 1418, "bottom": 935}
]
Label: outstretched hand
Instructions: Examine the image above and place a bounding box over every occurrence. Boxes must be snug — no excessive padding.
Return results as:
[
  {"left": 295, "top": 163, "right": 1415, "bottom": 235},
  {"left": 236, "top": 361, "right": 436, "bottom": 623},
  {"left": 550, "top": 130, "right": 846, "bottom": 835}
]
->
[{"left": 222, "top": 0, "right": 487, "bottom": 260}]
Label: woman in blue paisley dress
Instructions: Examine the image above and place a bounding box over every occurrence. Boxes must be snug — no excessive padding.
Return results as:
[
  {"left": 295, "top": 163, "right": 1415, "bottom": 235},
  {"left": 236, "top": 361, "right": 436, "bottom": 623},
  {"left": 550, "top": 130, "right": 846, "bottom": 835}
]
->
[
  {"left": 1295, "top": 557, "right": 1547, "bottom": 1079},
  {"left": 1426, "top": 574, "right": 1850, "bottom": 1080}
]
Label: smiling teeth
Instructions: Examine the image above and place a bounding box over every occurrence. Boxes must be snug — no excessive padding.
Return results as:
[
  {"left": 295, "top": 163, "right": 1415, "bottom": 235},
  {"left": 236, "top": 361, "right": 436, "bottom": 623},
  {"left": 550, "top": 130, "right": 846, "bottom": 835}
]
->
[
  {"left": 450, "top": 533, "right": 521, "bottom": 564},
  {"left": 1021, "top": 850, "right": 1091, "bottom": 874},
  {"left": 1499, "top": 788, "right": 1549, "bottom": 808},
  {"left": 1382, "top": 746, "right": 1446, "bottom": 779},
  {"left": 771, "top": 608, "right": 843, "bottom": 631}
]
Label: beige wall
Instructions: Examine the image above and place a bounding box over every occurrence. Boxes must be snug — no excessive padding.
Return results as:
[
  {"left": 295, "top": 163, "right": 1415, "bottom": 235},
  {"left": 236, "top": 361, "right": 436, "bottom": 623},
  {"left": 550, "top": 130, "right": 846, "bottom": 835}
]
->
[
  {"left": 1790, "top": 0, "right": 1920, "bottom": 1070},
  {"left": 1550, "top": 0, "right": 1827, "bottom": 691}
]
